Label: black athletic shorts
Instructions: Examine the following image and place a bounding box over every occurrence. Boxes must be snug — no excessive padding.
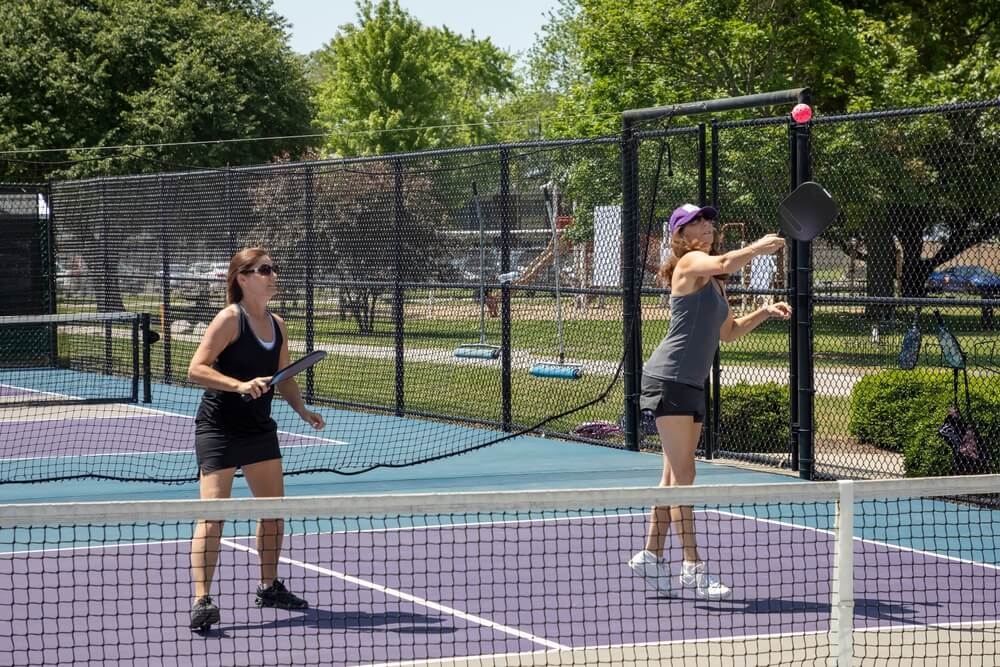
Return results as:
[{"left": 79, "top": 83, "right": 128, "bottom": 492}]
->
[
  {"left": 639, "top": 375, "right": 706, "bottom": 423},
  {"left": 194, "top": 422, "right": 281, "bottom": 474}
]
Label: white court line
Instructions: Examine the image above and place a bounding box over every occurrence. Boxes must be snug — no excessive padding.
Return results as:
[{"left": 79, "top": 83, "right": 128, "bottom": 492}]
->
[
  {"left": 367, "top": 620, "right": 1000, "bottom": 667},
  {"left": 220, "top": 537, "right": 570, "bottom": 651},
  {"left": 0, "top": 384, "right": 84, "bottom": 402},
  {"left": 706, "top": 507, "right": 1000, "bottom": 572},
  {"left": 4, "top": 506, "right": 998, "bottom": 576},
  {"left": 0, "top": 407, "right": 349, "bottom": 463}
]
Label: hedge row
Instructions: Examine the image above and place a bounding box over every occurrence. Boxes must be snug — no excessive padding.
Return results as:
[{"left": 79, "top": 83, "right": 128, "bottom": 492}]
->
[
  {"left": 718, "top": 382, "right": 790, "bottom": 455},
  {"left": 849, "top": 370, "right": 1000, "bottom": 477}
]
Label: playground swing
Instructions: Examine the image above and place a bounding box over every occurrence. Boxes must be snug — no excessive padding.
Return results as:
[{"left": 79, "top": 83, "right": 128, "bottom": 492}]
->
[
  {"left": 453, "top": 182, "right": 501, "bottom": 360},
  {"left": 529, "top": 183, "right": 583, "bottom": 380}
]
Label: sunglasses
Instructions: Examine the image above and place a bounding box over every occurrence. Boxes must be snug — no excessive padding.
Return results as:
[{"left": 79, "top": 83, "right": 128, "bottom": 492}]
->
[{"left": 241, "top": 264, "right": 278, "bottom": 276}]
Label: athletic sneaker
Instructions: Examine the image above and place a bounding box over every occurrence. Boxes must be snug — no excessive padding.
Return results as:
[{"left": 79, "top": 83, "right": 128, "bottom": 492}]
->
[
  {"left": 255, "top": 579, "right": 309, "bottom": 609},
  {"left": 189, "top": 595, "right": 220, "bottom": 629},
  {"left": 627, "top": 550, "right": 674, "bottom": 597},
  {"left": 679, "top": 561, "right": 731, "bottom": 600}
]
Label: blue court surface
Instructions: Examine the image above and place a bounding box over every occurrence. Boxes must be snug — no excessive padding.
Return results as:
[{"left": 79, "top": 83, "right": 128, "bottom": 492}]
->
[
  {"left": 0, "top": 434, "right": 793, "bottom": 504},
  {"left": 0, "top": 370, "right": 799, "bottom": 503}
]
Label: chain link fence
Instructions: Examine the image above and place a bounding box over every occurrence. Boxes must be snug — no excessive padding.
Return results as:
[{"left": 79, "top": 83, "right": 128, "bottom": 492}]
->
[{"left": 7, "top": 99, "right": 999, "bottom": 480}]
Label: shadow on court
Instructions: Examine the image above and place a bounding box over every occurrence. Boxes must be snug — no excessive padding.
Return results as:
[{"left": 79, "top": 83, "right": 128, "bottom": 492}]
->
[
  {"left": 699, "top": 596, "right": 938, "bottom": 626},
  {"left": 193, "top": 607, "right": 453, "bottom": 637}
]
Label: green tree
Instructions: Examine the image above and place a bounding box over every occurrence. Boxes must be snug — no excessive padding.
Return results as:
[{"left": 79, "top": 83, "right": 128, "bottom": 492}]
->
[
  {"left": 529, "top": 0, "right": 883, "bottom": 138},
  {"left": 245, "top": 162, "right": 449, "bottom": 334},
  {"left": 311, "top": 0, "right": 516, "bottom": 156},
  {"left": 521, "top": 0, "right": 1000, "bottom": 312},
  {"left": 0, "top": 0, "right": 315, "bottom": 181}
]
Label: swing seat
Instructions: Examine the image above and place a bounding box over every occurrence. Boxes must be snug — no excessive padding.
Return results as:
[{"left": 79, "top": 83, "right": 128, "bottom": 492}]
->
[
  {"left": 454, "top": 344, "right": 500, "bottom": 359},
  {"left": 529, "top": 362, "right": 583, "bottom": 379}
]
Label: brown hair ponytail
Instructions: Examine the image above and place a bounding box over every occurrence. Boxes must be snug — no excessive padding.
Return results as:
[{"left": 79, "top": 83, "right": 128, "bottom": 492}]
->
[
  {"left": 226, "top": 247, "right": 268, "bottom": 304},
  {"left": 656, "top": 229, "right": 726, "bottom": 286}
]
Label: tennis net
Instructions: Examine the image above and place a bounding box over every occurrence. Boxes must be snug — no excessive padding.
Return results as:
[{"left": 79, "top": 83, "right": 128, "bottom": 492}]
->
[
  {"left": 1, "top": 476, "right": 998, "bottom": 665},
  {"left": 0, "top": 312, "right": 151, "bottom": 406}
]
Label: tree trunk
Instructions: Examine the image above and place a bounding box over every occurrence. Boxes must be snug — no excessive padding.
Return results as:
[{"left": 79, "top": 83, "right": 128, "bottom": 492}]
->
[
  {"left": 896, "top": 206, "right": 932, "bottom": 298},
  {"left": 864, "top": 226, "right": 896, "bottom": 321}
]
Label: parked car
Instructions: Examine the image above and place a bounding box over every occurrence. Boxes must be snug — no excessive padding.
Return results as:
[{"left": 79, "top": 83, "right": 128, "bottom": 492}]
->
[
  {"left": 55, "top": 261, "right": 84, "bottom": 294},
  {"left": 926, "top": 265, "right": 1000, "bottom": 298},
  {"left": 154, "top": 263, "right": 191, "bottom": 289}
]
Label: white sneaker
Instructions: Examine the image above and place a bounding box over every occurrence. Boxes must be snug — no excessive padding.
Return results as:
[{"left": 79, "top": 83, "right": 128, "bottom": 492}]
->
[
  {"left": 679, "top": 561, "right": 731, "bottom": 600},
  {"left": 628, "top": 550, "right": 674, "bottom": 597}
]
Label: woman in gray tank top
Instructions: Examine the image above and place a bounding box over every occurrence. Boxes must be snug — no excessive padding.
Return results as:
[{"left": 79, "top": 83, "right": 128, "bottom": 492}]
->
[{"left": 628, "top": 203, "right": 790, "bottom": 600}]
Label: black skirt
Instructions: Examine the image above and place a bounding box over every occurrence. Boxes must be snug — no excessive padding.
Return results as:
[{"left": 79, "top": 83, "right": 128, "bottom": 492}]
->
[{"left": 194, "top": 422, "right": 281, "bottom": 474}]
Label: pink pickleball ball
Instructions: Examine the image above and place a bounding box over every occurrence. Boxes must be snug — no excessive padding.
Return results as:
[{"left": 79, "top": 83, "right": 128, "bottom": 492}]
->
[{"left": 791, "top": 103, "right": 812, "bottom": 123}]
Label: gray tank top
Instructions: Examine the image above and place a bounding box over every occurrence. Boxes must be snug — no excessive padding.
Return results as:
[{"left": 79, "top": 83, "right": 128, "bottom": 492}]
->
[{"left": 643, "top": 280, "right": 729, "bottom": 387}]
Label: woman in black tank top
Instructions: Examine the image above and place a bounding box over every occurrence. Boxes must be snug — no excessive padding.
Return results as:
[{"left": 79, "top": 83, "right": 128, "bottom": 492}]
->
[
  {"left": 629, "top": 204, "right": 790, "bottom": 601},
  {"left": 185, "top": 248, "right": 326, "bottom": 631}
]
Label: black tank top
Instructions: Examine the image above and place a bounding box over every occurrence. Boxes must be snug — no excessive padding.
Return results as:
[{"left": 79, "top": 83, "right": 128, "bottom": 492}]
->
[{"left": 195, "top": 305, "right": 282, "bottom": 434}]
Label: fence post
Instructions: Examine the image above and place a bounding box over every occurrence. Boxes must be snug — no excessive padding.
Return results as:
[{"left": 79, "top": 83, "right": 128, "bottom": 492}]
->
[
  {"left": 304, "top": 165, "right": 316, "bottom": 401},
  {"left": 621, "top": 120, "right": 641, "bottom": 452},
  {"left": 787, "top": 124, "right": 800, "bottom": 473},
  {"left": 157, "top": 176, "right": 173, "bottom": 384},
  {"left": 393, "top": 159, "right": 405, "bottom": 417},
  {"left": 499, "top": 148, "right": 513, "bottom": 431},
  {"left": 707, "top": 121, "right": 719, "bottom": 460},
  {"left": 794, "top": 91, "right": 815, "bottom": 480}
]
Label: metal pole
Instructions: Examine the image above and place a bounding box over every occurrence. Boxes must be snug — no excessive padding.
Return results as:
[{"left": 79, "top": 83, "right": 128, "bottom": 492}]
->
[
  {"left": 304, "top": 166, "right": 317, "bottom": 401},
  {"left": 473, "top": 182, "right": 487, "bottom": 345},
  {"left": 131, "top": 314, "right": 140, "bottom": 403},
  {"left": 787, "top": 126, "right": 800, "bottom": 473},
  {"left": 498, "top": 149, "right": 513, "bottom": 430},
  {"left": 158, "top": 176, "right": 173, "bottom": 384},
  {"left": 623, "top": 89, "right": 808, "bottom": 123},
  {"left": 707, "top": 121, "right": 720, "bottom": 460},
  {"left": 542, "top": 184, "right": 566, "bottom": 363},
  {"left": 794, "top": 90, "right": 815, "bottom": 480},
  {"left": 141, "top": 313, "right": 152, "bottom": 403},
  {"left": 621, "top": 120, "right": 641, "bottom": 452},
  {"left": 392, "top": 159, "right": 405, "bottom": 417}
]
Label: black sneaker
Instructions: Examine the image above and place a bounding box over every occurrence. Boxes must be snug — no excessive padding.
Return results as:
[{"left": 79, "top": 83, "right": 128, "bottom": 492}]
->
[
  {"left": 255, "top": 579, "right": 308, "bottom": 609},
  {"left": 189, "top": 595, "right": 220, "bottom": 630}
]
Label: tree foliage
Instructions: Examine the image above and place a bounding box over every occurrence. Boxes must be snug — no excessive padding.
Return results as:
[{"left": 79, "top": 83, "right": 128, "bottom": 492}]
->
[
  {"left": 311, "top": 0, "right": 516, "bottom": 156},
  {"left": 527, "top": 0, "right": 999, "bottom": 129},
  {"left": 245, "top": 163, "right": 449, "bottom": 334},
  {"left": 516, "top": 0, "right": 1000, "bottom": 304},
  {"left": 0, "top": 0, "right": 315, "bottom": 181}
]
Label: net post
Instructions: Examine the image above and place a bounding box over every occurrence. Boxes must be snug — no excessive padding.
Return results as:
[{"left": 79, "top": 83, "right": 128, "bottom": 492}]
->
[
  {"left": 830, "top": 479, "right": 855, "bottom": 666},
  {"left": 131, "top": 315, "right": 140, "bottom": 402},
  {"left": 141, "top": 312, "right": 152, "bottom": 403}
]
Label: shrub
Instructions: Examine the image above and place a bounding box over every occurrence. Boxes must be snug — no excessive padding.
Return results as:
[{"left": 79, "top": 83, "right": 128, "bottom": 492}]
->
[
  {"left": 718, "top": 382, "right": 789, "bottom": 454},
  {"left": 848, "top": 371, "right": 944, "bottom": 452},
  {"left": 903, "top": 411, "right": 960, "bottom": 477},
  {"left": 848, "top": 369, "right": 1000, "bottom": 477}
]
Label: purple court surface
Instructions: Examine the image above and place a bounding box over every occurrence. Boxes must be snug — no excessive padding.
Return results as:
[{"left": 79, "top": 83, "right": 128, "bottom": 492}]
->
[
  {"left": 0, "top": 413, "right": 342, "bottom": 460},
  {"left": 2, "top": 511, "right": 998, "bottom": 666}
]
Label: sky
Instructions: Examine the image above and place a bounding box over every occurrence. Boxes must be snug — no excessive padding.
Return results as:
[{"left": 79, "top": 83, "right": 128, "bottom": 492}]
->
[{"left": 271, "top": 0, "right": 558, "bottom": 58}]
